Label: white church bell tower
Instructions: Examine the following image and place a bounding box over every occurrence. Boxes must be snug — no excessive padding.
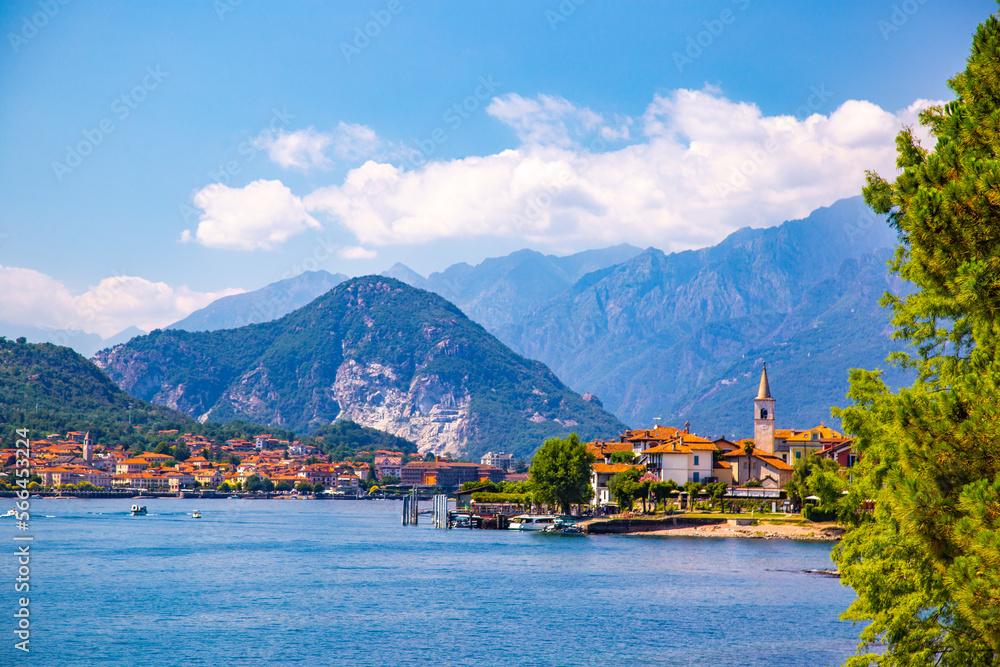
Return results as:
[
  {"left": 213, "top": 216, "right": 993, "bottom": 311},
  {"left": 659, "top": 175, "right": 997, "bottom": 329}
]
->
[{"left": 753, "top": 363, "right": 775, "bottom": 454}]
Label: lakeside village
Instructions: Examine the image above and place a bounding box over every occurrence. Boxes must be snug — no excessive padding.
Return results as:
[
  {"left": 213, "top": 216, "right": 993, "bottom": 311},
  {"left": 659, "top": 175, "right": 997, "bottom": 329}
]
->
[{"left": 1, "top": 365, "right": 857, "bottom": 533}]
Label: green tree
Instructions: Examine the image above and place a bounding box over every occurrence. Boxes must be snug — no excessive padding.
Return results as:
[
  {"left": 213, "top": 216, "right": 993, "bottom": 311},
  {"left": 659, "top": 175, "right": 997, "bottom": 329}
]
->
[
  {"left": 528, "top": 433, "right": 595, "bottom": 515},
  {"left": 650, "top": 480, "right": 677, "bottom": 511},
  {"left": 607, "top": 467, "right": 642, "bottom": 511},
  {"left": 244, "top": 475, "right": 264, "bottom": 493},
  {"left": 785, "top": 454, "right": 843, "bottom": 511},
  {"left": 682, "top": 481, "right": 703, "bottom": 511},
  {"left": 636, "top": 478, "right": 653, "bottom": 513},
  {"left": 275, "top": 481, "right": 292, "bottom": 492},
  {"left": 217, "top": 482, "right": 231, "bottom": 493},
  {"left": 296, "top": 481, "right": 312, "bottom": 494},
  {"left": 832, "top": 9, "right": 1000, "bottom": 663},
  {"left": 705, "top": 481, "right": 728, "bottom": 511},
  {"left": 312, "top": 483, "right": 325, "bottom": 494}
]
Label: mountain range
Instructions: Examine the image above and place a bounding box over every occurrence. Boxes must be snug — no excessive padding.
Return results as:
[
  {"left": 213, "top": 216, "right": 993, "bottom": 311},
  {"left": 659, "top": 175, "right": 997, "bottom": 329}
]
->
[
  {"left": 85, "top": 194, "right": 910, "bottom": 449},
  {"left": 96, "top": 276, "right": 626, "bottom": 460},
  {"left": 370, "top": 196, "right": 909, "bottom": 438}
]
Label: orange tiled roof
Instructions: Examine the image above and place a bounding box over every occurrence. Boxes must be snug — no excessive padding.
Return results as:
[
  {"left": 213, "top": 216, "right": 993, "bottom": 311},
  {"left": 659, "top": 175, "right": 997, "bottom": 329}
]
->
[
  {"left": 592, "top": 463, "right": 642, "bottom": 474},
  {"left": 722, "top": 447, "right": 794, "bottom": 471},
  {"left": 641, "top": 442, "right": 693, "bottom": 455}
]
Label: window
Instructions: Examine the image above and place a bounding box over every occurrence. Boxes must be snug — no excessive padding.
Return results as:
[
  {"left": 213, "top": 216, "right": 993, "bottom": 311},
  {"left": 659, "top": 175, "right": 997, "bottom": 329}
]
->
[
  {"left": 693, "top": 455, "right": 699, "bottom": 465},
  {"left": 848, "top": 454, "right": 857, "bottom": 468},
  {"left": 760, "top": 408, "right": 768, "bottom": 419},
  {"left": 795, "top": 451, "right": 802, "bottom": 460},
  {"left": 692, "top": 472, "right": 699, "bottom": 482}
]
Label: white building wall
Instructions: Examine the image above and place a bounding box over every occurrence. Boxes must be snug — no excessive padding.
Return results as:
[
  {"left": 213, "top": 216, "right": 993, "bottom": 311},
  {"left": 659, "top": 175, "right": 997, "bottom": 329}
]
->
[{"left": 659, "top": 454, "right": 689, "bottom": 485}]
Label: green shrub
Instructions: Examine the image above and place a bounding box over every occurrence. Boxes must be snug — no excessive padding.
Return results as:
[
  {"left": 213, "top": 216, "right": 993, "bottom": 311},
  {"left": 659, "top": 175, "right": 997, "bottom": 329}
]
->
[{"left": 802, "top": 504, "right": 838, "bottom": 522}]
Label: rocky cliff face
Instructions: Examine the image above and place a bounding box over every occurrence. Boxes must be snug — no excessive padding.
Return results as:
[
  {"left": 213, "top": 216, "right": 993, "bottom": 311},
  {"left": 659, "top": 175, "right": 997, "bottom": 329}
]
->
[
  {"left": 330, "top": 360, "right": 474, "bottom": 454},
  {"left": 94, "top": 277, "right": 625, "bottom": 459}
]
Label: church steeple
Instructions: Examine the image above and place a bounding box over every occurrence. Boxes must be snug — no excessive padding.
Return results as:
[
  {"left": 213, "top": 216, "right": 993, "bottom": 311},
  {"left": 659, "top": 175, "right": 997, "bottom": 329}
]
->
[
  {"left": 753, "top": 362, "right": 776, "bottom": 454},
  {"left": 757, "top": 362, "right": 772, "bottom": 399}
]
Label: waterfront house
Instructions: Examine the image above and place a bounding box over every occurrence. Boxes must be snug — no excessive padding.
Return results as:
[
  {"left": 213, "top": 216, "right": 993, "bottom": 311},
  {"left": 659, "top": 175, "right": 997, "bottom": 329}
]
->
[
  {"left": 591, "top": 462, "right": 642, "bottom": 506},
  {"left": 164, "top": 469, "right": 196, "bottom": 492},
  {"left": 722, "top": 446, "right": 794, "bottom": 488},
  {"left": 193, "top": 468, "right": 224, "bottom": 487},
  {"left": 115, "top": 458, "right": 150, "bottom": 475}
]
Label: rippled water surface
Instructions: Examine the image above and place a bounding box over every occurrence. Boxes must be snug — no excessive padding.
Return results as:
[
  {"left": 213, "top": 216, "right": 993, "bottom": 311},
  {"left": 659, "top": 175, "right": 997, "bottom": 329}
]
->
[{"left": 0, "top": 499, "right": 860, "bottom": 666}]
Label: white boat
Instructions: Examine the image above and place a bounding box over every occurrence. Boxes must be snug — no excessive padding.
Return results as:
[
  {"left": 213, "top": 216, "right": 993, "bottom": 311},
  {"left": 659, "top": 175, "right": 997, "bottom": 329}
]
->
[
  {"left": 508, "top": 514, "right": 559, "bottom": 531},
  {"left": 192, "top": 510, "right": 202, "bottom": 519},
  {"left": 2, "top": 508, "right": 16, "bottom": 518},
  {"left": 130, "top": 504, "right": 147, "bottom": 516}
]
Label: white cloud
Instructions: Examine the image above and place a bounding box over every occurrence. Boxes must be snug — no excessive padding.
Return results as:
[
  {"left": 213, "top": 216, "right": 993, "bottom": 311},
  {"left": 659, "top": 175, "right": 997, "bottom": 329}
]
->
[
  {"left": 330, "top": 122, "right": 383, "bottom": 161},
  {"left": 338, "top": 246, "right": 377, "bottom": 260},
  {"left": 258, "top": 123, "right": 384, "bottom": 171},
  {"left": 300, "top": 88, "right": 941, "bottom": 253},
  {"left": 259, "top": 127, "right": 333, "bottom": 170},
  {"left": 182, "top": 179, "right": 320, "bottom": 251},
  {"left": 0, "top": 266, "right": 243, "bottom": 339},
  {"left": 486, "top": 93, "right": 631, "bottom": 148}
]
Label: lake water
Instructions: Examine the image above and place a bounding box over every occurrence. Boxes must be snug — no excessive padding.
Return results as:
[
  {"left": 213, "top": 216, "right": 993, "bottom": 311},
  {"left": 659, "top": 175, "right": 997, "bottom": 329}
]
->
[{"left": 0, "top": 499, "right": 861, "bottom": 666}]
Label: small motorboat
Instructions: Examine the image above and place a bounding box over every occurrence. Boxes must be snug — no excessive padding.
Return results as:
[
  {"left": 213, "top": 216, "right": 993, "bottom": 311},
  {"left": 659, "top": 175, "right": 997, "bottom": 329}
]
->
[
  {"left": 130, "top": 504, "right": 147, "bottom": 516},
  {"left": 2, "top": 508, "right": 16, "bottom": 518},
  {"left": 192, "top": 510, "right": 202, "bottom": 519},
  {"left": 542, "top": 518, "right": 584, "bottom": 534}
]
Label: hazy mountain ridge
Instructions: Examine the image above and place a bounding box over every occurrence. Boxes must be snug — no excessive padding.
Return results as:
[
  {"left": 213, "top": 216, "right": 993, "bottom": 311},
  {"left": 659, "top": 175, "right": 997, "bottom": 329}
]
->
[
  {"left": 95, "top": 277, "right": 626, "bottom": 459},
  {"left": 168, "top": 270, "right": 348, "bottom": 333},
  {"left": 382, "top": 244, "right": 643, "bottom": 331},
  {"left": 0, "top": 323, "right": 147, "bottom": 358}
]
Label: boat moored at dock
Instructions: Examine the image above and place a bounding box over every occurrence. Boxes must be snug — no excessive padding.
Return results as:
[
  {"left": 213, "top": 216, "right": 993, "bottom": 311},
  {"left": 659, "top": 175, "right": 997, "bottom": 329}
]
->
[{"left": 508, "top": 514, "right": 558, "bottom": 531}]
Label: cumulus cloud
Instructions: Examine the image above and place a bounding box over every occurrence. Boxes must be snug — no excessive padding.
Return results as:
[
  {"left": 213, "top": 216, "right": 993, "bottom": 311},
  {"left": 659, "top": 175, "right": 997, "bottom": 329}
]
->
[
  {"left": 182, "top": 179, "right": 320, "bottom": 251},
  {"left": 0, "top": 266, "right": 243, "bottom": 338},
  {"left": 301, "top": 88, "right": 941, "bottom": 252},
  {"left": 258, "top": 123, "right": 384, "bottom": 171},
  {"left": 188, "top": 89, "right": 941, "bottom": 254}
]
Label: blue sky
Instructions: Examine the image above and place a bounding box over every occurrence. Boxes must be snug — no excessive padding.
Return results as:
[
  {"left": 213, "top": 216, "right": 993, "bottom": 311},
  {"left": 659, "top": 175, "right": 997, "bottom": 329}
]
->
[{"left": 0, "top": 0, "right": 993, "bottom": 337}]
